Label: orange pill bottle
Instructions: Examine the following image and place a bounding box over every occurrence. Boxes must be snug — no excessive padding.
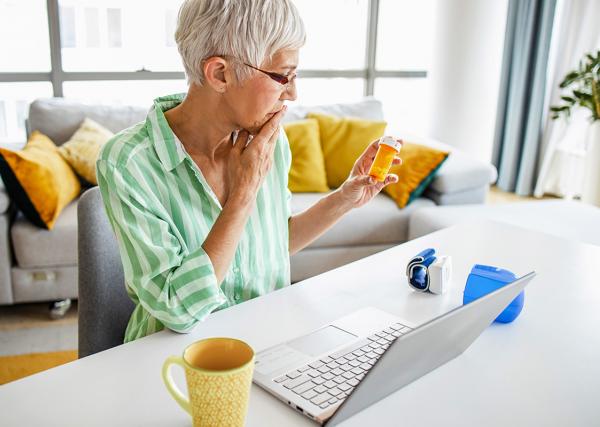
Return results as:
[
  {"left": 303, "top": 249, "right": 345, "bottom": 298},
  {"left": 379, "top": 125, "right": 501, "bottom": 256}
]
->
[{"left": 368, "top": 136, "right": 401, "bottom": 182}]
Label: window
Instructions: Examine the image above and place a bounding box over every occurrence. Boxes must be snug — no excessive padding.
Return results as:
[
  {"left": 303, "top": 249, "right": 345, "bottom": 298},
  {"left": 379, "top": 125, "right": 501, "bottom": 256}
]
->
[
  {"left": 0, "top": 0, "right": 51, "bottom": 71},
  {"left": 374, "top": 0, "right": 436, "bottom": 134},
  {"left": 293, "top": 78, "right": 365, "bottom": 106},
  {"left": 59, "top": 6, "right": 77, "bottom": 48},
  {"left": 376, "top": 0, "right": 436, "bottom": 71},
  {"left": 374, "top": 78, "right": 431, "bottom": 136},
  {"left": 84, "top": 7, "right": 100, "bottom": 48},
  {"left": 107, "top": 8, "right": 123, "bottom": 48},
  {"left": 0, "top": 0, "right": 436, "bottom": 140},
  {"left": 63, "top": 80, "right": 188, "bottom": 106},
  {"left": 165, "top": 8, "right": 177, "bottom": 48},
  {"left": 0, "top": 102, "right": 7, "bottom": 139},
  {"left": 0, "top": 82, "right": 53, "bottom": 145},
  {"left": 59, "top": 0, "right": 185, "bottom": 72},
  {"left": 293, "top": 0, "right": 368, "bottom": 70}
]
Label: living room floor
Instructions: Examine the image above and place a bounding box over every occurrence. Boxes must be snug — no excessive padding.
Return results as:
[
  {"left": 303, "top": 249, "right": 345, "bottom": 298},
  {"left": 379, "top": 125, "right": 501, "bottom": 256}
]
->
[
  {"left": 486, "top": 185, "right": 540, "bottom": 204},
  {"left": 0, "top": 186, "right": 549, "bottom": 384},
  {"left": 0, "top": 301, "right": 77, "bottom": 356}
]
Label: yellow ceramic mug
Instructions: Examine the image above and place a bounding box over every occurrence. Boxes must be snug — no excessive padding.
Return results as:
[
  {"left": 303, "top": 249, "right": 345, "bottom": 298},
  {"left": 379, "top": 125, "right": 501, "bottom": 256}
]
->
[{"left": 162, "top": 338, "right": 255, "bottom": 427}]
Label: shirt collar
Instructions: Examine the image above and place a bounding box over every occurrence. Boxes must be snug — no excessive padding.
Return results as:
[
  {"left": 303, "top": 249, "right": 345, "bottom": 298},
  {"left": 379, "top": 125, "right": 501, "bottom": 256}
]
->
[{"left": 146, "top": 93, "right": 188, "bottom": 172}]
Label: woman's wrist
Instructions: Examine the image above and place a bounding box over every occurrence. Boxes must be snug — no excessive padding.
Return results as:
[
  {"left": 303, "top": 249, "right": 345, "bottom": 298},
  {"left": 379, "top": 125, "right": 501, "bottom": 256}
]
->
[
  {"left": 328, "top": 187, "right": 355, "bottom": 216},
  {"left": 226, "top": 189, "right": 256, "bottom": 213}
]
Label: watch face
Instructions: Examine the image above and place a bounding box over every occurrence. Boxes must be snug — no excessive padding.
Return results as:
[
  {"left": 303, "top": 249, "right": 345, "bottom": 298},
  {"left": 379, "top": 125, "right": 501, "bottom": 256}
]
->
[{"left": 409, "top": 265, "right": 429, "bottom": 290}]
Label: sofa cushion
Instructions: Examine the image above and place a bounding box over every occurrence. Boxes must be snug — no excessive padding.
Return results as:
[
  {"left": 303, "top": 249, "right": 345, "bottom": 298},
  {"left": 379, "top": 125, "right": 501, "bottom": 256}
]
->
[
  {"left": 291, "top": 193, "right": 435, "bottom": 248},
  {"left": 28, "top": 98, "right": 147, "bottom": 145},
  {"left": 283, "top": 97, "right": 385, "bottom": 123},
  {"left": 11, "top": 265, "right": 77, "bottom": 303},
  {"left": 11, "top": 201, "right": 77, "bottom": 268},
  {"left": 0, "top": 214, "right": 12, "bottom": 304}
]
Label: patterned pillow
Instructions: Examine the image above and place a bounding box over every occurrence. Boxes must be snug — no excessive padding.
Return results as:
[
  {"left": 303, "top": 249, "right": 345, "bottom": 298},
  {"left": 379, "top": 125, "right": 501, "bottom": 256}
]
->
[{"left": 58, "top": 117, "right": 114, "bottom": 185}]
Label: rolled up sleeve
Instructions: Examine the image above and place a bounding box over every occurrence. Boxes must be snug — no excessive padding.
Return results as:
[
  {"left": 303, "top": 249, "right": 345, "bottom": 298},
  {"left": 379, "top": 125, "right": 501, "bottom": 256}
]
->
[{"left": 97, "top": 159, "right": 227, "bottom": 333}]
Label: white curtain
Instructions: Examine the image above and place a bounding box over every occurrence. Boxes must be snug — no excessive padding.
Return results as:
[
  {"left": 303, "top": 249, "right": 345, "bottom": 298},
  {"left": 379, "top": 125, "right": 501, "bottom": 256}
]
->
[{"left": 534, "top": 0, "right": 600, "bottom": 198}]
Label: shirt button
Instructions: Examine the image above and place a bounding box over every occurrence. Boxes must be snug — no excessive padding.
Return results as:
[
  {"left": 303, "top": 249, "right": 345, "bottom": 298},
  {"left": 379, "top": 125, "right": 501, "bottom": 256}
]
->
[
  {"left": 234, "top": 293, "right": 241, "bottom": 301},
  {"left": 233, "top": 267, "right": 240, "bottom": 274}
]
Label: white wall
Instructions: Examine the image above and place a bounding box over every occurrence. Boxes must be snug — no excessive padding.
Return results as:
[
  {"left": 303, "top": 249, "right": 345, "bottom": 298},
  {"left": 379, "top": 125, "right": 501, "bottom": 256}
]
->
[{"left": 428, "top": 0, "right": 509, "bottom": 163}]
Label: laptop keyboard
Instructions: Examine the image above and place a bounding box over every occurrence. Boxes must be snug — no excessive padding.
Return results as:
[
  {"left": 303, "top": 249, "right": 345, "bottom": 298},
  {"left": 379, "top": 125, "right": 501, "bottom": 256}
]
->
[{"left": 273, "top": 321, "right": 413, "bottom": 411}]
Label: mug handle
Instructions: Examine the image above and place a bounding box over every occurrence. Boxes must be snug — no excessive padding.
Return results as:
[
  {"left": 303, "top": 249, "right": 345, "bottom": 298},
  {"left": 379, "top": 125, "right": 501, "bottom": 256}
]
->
[{"left": 161, "top": 355, "right": 191, "bottom": 414}]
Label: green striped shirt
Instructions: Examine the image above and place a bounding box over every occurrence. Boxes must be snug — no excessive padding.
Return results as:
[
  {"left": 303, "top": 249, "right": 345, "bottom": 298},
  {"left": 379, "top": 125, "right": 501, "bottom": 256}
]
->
[{"left": 96, "top": 93, "right": 292, "bottom": 342}]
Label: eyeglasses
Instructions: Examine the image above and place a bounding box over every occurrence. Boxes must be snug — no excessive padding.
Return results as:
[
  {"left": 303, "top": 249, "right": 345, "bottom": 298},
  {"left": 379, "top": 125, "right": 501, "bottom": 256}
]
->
[{"left": 243, "top": 62, "right": 297, "bottom": 87}]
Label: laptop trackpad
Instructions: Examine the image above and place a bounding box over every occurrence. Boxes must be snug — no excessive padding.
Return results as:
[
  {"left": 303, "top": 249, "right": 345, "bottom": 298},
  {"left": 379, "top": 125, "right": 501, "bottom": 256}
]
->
[{"left": 287, "top": 326, "right": 357, "bottom": 358}]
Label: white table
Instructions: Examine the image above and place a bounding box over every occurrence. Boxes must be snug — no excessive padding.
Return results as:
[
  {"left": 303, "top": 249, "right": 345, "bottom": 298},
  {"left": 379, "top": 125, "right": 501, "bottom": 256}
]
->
[{"left": 1, "top": 221, "right": 599, "bottom": 426}]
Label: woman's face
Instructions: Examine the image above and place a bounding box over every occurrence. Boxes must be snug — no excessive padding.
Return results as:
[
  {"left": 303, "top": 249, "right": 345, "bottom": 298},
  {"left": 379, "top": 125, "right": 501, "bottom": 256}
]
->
[{"left": 226, "top": 49, "right": 299, "bottom": 135}]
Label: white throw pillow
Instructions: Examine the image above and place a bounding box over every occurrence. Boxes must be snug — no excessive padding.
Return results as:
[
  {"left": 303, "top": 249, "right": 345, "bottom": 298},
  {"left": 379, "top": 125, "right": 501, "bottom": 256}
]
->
[{"left": 283, "top": 97, "right": 385, "bottom": 124}]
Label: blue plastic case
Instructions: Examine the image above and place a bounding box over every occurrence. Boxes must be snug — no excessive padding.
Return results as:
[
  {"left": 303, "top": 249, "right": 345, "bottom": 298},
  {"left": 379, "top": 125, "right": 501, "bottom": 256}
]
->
[{"left": 463, "top": 264, "right": 524, "bottom": 323}]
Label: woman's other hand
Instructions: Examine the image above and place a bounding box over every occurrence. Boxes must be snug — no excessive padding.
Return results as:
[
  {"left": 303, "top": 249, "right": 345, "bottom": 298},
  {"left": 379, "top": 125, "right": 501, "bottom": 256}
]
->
[
  {"left": 336, "top": 138, "right": 402, "bottom": 210},
  {"left": 228, "top": 105, "right": 287, "bottom": 206}
]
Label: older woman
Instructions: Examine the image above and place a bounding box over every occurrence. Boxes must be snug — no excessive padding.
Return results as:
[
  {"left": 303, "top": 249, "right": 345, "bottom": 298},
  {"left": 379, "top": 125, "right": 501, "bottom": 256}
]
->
[{"left": 97, "top": 0, "right": 400, "bottom": 342}]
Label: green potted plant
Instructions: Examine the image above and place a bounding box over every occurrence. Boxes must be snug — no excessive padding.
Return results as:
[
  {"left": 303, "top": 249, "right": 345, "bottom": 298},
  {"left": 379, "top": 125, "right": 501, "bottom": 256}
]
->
[
  {"left": 550, "top": 50, "right": 600, "bottom": 205},
  {"left": 550, "top": 49, "right": 600, "bottom": 121}
]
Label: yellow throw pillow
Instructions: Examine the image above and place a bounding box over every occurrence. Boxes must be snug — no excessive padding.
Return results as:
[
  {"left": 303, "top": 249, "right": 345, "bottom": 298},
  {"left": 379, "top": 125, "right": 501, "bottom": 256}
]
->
[
  {"left": 58, "top": 117, "right": 114, "bottom": 185},
  {"left": 306, "top": 112, "right": 449, "bottom": 208},
  {"left": 0, "top": 131, "right": 81, "bottom": 229},
  {"left": 383, "top": 142, "right": 449, "bottom": 208},
  {"left": 307, "top": 112, "right": 387, "bottom": 188},
  {"left": 283, "top": 119, "right": 329, "bottom": 193}
]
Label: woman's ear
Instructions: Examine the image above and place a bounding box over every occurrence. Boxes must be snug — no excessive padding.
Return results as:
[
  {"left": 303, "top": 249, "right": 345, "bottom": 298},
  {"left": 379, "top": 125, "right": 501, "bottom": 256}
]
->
[{"left": 202, "top": 56, "right": 230, "bottom": 93}]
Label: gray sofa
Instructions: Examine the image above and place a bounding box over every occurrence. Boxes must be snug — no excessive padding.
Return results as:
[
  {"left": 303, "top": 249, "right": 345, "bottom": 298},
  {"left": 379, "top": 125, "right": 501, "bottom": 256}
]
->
[{"left": 0, "top": 97, "right": 496, "bottom": 306}]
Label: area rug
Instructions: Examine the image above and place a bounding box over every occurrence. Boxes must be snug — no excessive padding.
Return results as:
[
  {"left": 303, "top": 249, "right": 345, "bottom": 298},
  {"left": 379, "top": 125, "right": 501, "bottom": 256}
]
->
[{"left": 0, "top": 350, "right": 78, "bottom": 385}]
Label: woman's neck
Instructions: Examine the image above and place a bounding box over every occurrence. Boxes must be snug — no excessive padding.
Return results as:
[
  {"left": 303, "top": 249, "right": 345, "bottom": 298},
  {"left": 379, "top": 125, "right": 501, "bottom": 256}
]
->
[{"left": 164, "top": 84, "right": 235, "bottom": 162}]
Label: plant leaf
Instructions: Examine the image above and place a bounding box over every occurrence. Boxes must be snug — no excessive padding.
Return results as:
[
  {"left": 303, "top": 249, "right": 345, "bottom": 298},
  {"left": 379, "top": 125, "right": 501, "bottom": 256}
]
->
[
  {"left": 573, "top": 89, "right": 592, "bottom": 100},
  {"left": 561, "top": 96, "right": 576, "bottom": 104},
  {"left": 560, "top": 71, "right": 581, "bottom": 88}
]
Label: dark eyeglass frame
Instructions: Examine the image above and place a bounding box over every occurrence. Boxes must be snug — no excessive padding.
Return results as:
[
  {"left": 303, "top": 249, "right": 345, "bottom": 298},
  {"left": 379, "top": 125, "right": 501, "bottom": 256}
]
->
[{"left": 243, "top": 62, "right": 296, "bottom": 86}]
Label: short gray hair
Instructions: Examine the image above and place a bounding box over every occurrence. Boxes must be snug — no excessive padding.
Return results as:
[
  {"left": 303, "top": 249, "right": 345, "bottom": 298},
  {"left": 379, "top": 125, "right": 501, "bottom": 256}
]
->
[{"left": 175, "top": 0, "right": 306, "bottom": 86}]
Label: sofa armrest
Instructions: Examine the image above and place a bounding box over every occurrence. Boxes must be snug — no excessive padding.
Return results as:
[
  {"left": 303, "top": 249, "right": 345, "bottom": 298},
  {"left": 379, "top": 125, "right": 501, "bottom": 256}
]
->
[
  {"left": 424, "top": 185, "right": 489, "bottom": 205},
  {"left": 0, "top": 177, "right": 11, "bottom": 215},
  {"left": 430, "top": 150, "right": 498, "bottom": 195},
  {"left": 386, "top": 131, "right": 497, "bottom": 205},
  {"left": 0, "top": 211, "right": 13, "bottom": 304}
]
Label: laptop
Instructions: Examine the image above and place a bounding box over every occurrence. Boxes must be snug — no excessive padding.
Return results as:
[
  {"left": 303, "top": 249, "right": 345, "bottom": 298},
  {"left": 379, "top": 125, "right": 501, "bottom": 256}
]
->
[{"left": 253, "top": 271, "right": 536, "bottom": 425}]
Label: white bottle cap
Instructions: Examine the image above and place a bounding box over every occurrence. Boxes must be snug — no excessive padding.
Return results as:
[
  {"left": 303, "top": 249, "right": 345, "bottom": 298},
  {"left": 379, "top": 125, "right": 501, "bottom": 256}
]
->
[{"left": 379, "top": 136, "right": 401, "bottom": 152}]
